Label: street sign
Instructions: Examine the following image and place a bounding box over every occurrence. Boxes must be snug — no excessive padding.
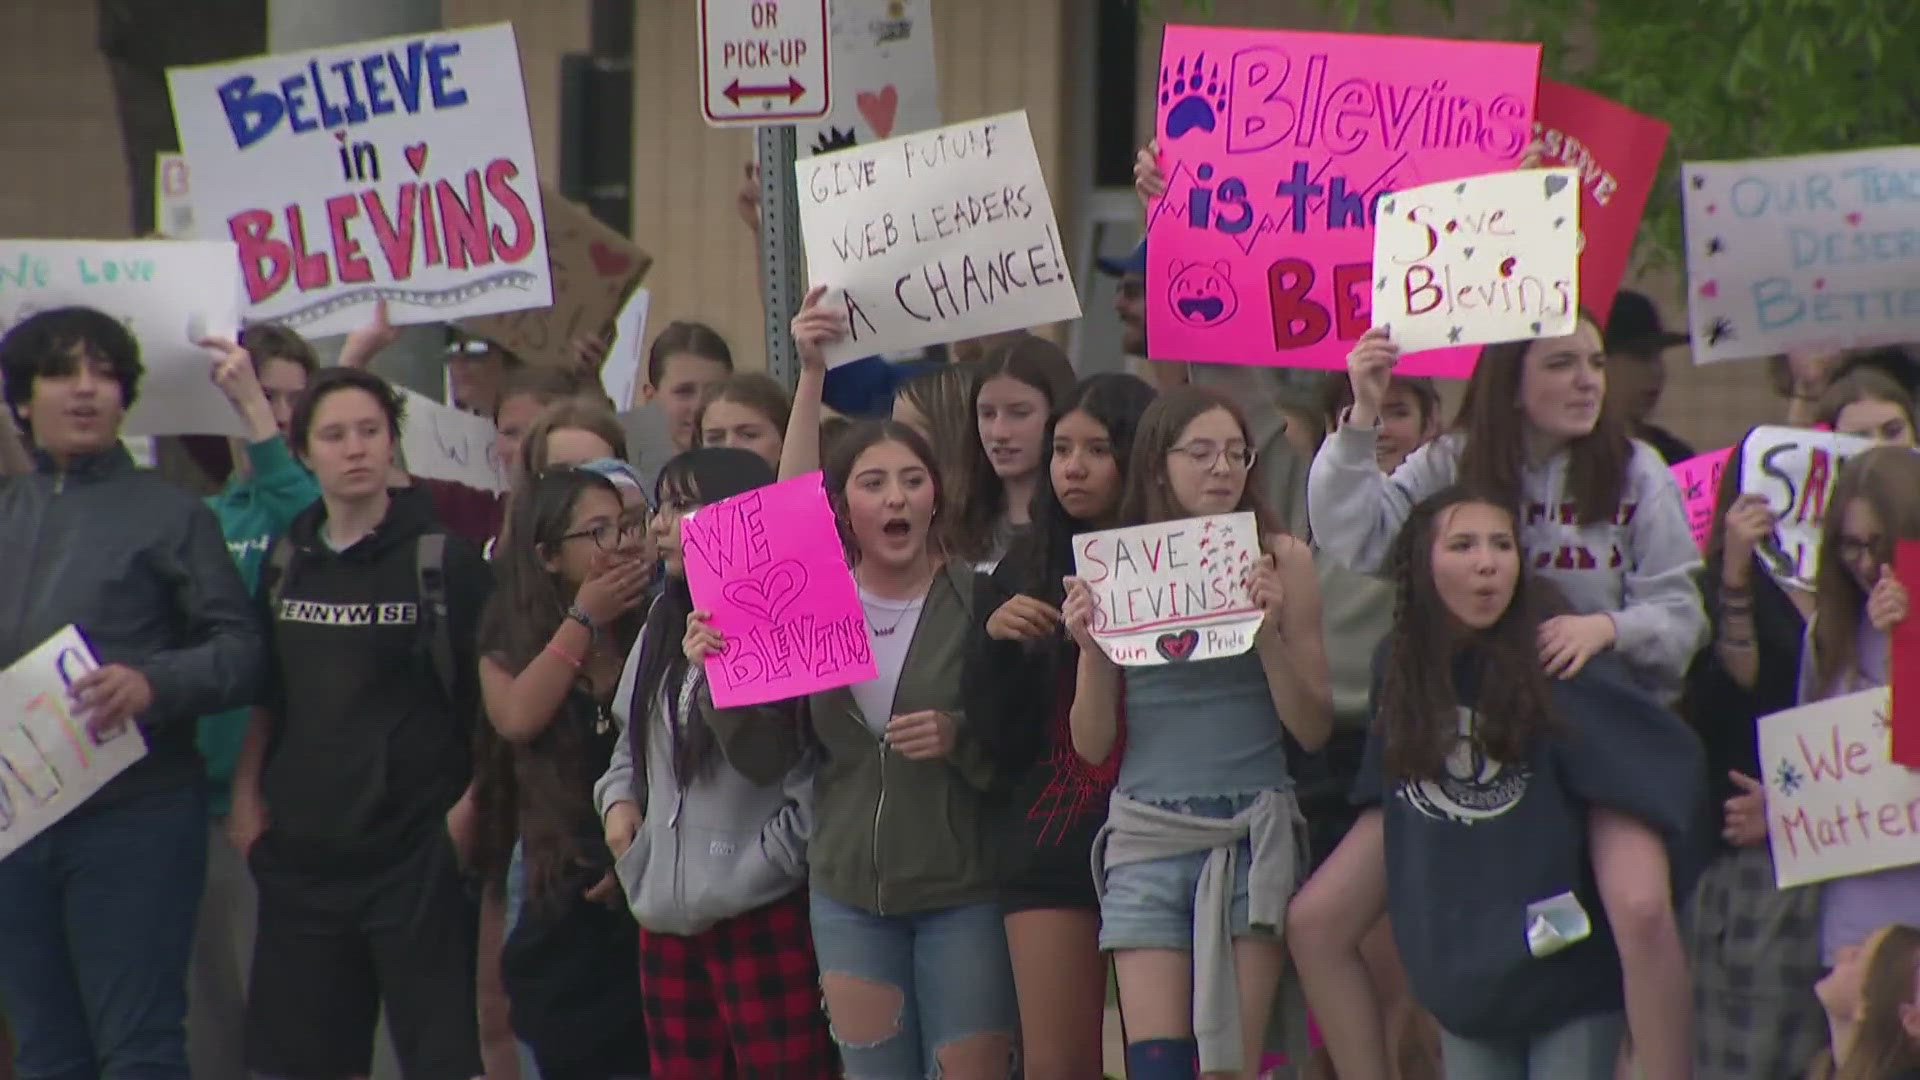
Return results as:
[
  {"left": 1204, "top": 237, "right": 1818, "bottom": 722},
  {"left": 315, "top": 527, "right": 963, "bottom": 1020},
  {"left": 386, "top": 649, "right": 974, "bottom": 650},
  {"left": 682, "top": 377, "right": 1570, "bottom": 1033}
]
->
[{"left": 698, "top": 0, "right": 832, "bottom": 128}]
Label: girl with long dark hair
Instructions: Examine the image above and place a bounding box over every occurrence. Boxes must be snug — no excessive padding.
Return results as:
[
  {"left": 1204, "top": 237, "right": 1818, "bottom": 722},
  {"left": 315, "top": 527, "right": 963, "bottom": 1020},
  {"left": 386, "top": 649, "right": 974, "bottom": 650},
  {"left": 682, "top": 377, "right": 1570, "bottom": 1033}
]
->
[
  {"left": 475, "top": 468, "right": 652, "bottom": 1080},
  {"left": 1289, "top": 486, "right": 1702, "bottom": 1080},
  {"left": 1066, "top": 385, "right": 1332, "bottom": 1080},
  {"left": 969, "top": 334, "right": 1076, "bottom": 568},
  {"left": 973, "top": 372, "right": 1157, "bottom": 1079},
  {"left": 592, "top": 446, "right": 836, "bottom": 1078},
  {"left": 1309, "top": 320, "right": 1706, "bottom": 702}
]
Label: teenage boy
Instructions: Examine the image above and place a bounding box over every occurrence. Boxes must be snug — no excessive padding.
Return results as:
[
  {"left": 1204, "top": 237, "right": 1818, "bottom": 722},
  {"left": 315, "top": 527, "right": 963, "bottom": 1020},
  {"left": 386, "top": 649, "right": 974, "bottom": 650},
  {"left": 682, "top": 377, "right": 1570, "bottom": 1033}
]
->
[{"left": 0, "top": 307, "right": 264, "bottom": 1080}]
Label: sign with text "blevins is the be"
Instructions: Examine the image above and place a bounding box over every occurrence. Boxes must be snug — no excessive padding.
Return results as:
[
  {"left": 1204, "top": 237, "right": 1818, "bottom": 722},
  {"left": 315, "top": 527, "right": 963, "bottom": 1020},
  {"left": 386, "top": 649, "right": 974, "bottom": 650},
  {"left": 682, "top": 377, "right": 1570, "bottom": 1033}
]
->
[{"left": 699, "top": 0, "right": 832, "bottom": 127}]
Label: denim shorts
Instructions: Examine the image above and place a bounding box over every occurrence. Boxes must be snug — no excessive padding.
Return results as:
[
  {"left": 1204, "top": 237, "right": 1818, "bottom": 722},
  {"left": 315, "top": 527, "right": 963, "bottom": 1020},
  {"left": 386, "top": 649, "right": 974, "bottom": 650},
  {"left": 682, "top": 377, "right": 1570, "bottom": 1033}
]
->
[
  {"left": 808, "top": 889, "right": 1018, "bottom": 1078},
  {"left": 1097, "top": 792, "right": 1268, "bottom": 953}
]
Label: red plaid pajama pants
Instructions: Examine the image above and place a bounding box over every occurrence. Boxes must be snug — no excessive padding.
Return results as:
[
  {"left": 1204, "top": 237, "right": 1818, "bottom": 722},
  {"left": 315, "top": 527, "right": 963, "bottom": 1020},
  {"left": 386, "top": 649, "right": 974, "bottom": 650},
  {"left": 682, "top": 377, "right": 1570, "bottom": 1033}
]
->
[{"left": 638, "top": 889, "right": 838, "bottom": 1079}]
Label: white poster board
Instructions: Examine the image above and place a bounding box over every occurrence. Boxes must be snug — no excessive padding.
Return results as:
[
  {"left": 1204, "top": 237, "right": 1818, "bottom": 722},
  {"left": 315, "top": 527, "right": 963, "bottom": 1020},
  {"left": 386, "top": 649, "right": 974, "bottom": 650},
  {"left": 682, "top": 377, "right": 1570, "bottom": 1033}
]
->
[
  {"left": 1758, "top": 688, "right": 1920, "bottom": 888},
  {"left": 398, "top": 387, "right": 504, "bottom": 492},
  {"left": 0, "top": 240, "right": 244, "bottom": 438},
  {"left": 1738, "top": 425, "right": 1872, "bottom": 591},
  {"left": 600, "top": 287, "right": 651, "bottom": 411},
  {"left": 1370, "top": 167, "right": 1580, "bottom": 354},
  {"left": 1071, "top": 511, "right": 1264, "bottom": 667},
  {"left": 0, "top": 627, "right": 148, "bottom": 862},
  {"left": 1683, "top": 146, "right": 1920, "bottom": 363},
  {"left": 795, "top": 110, "right": 1081, "bottom": 366},
  {"left": 803, "top": 0, "right": 940, "bottom": 155},
  {"left": 155, "top": 152, "right": 194, "bottom": 239},
  {"left": 167, "top": 24, "right": 551, "bottom": 337}
]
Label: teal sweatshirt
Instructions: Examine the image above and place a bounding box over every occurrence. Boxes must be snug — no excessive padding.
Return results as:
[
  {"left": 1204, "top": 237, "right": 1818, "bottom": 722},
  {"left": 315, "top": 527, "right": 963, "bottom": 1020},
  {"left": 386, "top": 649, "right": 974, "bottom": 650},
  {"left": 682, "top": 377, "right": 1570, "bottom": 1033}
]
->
[{"left": 198, "top": 436, "right": 319, "bottom": 814}]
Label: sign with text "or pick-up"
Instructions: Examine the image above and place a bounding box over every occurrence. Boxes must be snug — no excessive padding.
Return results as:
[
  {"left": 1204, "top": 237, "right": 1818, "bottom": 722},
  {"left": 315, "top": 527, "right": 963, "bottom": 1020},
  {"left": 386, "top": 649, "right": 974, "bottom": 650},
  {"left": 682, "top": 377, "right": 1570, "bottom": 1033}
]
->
[{"left": 698, "top": 0, "right": 832, "bottom": 127}]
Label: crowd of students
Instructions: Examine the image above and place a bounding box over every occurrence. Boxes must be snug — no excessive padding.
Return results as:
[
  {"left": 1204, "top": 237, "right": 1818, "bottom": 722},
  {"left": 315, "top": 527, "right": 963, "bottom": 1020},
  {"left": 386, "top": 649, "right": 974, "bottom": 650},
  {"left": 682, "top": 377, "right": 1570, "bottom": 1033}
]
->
[{"left": 4, "top": 137, "right": 1920, "bottom": 1080}]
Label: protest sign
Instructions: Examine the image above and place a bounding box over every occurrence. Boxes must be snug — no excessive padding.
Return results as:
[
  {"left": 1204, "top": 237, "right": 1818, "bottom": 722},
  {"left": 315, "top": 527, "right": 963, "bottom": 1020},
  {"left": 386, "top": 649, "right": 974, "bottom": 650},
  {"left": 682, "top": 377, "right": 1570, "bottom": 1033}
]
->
[
  {"left": 1369, "top": 167, "right": 1579, "bottom": 354},
  {"left": 1072, "top": 512, "right": 1264, "bottom": 667},
  {"left": 167, "top": 24, "right": 551, "bottom": 337},
  {"left": 1532, "top": 82, "right": 1669, "bottom": 325},
  {"left": 457, "top": 186, "right": 650, "bottom": 368},
  {"left": 398, "top": 387, "right": 504, "bottom": 491},
  {"left": 681, "top": 471, "right": 875, "bottom": 707},
  {"left": 804, "top": 0, "right": 940, "bottom": 155},
  {"left": 1738, "top": 425, "right": 1872, "bottom": 591},
  {"left": 0, "top": 627, "right": 148, "bottom": 862},
  {"left": 795, "top": 110, "right": 1081, "bottom": 366},
  {"left": 1757, "top": 687, "right": 1920, "bottom": 888},
  {"left": 1671, "top": 446, "right": 1733, "bottom": 551},
  {"left": 1893, "top": 541, "right": 1920, "bottom": 768},
  {"left": 0, "top": 240, "right": 244, "bottom": 438},
  {"left": 155, "top": 152, "right": 195, "bottom": 239},
  {"left": 600, "top": 287, "right": 651, "bottom": 410},
  {"left": 1682, "top": 146, "right": 1920, "bottom": 363},
  {"left": 1143, "top": 25, "right": 1540, "bottom": 377}
]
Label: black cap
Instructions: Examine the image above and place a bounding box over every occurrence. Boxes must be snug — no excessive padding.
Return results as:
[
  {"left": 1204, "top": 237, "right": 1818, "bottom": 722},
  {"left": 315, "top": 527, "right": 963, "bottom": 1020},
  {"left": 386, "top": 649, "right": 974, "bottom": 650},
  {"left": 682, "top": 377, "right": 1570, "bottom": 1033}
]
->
[
  {"left": 1605, "top": 290, "right": 1689, "bottom": 355},
  {"left": 1097, "top": 239, "right": 1147, "bottom": 277}
]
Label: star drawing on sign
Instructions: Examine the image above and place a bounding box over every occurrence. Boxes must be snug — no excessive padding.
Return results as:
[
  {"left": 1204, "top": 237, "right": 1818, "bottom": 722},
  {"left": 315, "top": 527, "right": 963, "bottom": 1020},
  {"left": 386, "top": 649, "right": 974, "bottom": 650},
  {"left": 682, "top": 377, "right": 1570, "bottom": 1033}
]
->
[
  {"left": 1448, "top": 326, "right": 1463, "bottom": 344},
  {"left": 1774, "top": 759, "right": 1804, "bottom": 796},
  {"left": 1707, "top": 237, "right": 1725, "bottom": 255},
  {"left": 1690, "top": 174, "right": 1706, "bottom": 190},
  {"left": 1708, "top": 317, "right": 1735, "bottom": 346}
]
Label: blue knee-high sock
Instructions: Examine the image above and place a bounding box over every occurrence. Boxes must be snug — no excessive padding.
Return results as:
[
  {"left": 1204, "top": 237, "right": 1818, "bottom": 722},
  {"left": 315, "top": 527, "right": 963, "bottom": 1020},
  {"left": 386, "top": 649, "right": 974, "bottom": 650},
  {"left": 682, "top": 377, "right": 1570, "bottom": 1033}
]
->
[{"left": 1125, "top": 1037, "right": 1199, "bottom": 1080}]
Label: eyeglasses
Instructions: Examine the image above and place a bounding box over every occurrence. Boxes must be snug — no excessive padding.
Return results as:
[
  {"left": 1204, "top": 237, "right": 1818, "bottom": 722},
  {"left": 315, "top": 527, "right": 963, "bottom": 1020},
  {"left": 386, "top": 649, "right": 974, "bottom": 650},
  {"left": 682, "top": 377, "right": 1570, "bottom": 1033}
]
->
[
  {"left": 1167, "top": 441, "right": 1256, "bottom": 470},
  {"left": 1835, "top": 534, "right": 1887, "bottom": 564},
  {"left": 562, "top": 515, "right": 649, "bottom": 551}
]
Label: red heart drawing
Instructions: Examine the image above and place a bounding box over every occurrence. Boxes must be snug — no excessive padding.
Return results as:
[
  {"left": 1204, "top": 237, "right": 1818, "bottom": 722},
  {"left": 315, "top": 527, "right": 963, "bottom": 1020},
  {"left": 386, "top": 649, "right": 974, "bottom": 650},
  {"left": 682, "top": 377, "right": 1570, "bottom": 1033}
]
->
[
  {"left": 589, "top": 241, "right": 632, "bottom": 277},
  {"left": 404, "top": 143, "right": 429, "bottom": 174},
  {"left": 856, "top": 85, "right": 900, "bottom": 138},
  {"left": 1155, "top": 629, "right": 1199, "bottom": 662},
  {"left": 1815, "top": 278, "right": 1827, "bottom": 291},
  {"left": 722, "top": 560, "right": 808, "bottom": 625},
  {"left": 1847, "top": 211, "right": 1864, "bottom": 227},
  {"left": 1705, "top": 203, "right": 1717, "bottom": 215},
  {"left": 1699, "top": 281, "right": 1719, "bottom": 299}
]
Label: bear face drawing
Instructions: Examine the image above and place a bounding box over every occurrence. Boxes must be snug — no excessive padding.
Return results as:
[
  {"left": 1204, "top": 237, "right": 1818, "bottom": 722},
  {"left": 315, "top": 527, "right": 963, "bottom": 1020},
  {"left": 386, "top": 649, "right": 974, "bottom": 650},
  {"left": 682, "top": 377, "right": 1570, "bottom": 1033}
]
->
[{"left": 1165, "top": 259, "right": 1238, "bottom": 328}]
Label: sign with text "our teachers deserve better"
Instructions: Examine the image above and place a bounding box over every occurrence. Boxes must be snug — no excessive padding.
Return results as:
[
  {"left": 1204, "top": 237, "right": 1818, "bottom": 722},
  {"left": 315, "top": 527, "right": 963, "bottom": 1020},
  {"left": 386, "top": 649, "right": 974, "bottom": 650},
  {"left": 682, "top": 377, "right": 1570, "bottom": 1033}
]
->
[
  {"left": 795, "top": 110, "right": 1081, "bottom": 366},
  {"left": 167, "top": 24, "right": 550, "bottom": 337},
  {"left": 1684, "top": 145, "right": 1920, "bottom": 363}
]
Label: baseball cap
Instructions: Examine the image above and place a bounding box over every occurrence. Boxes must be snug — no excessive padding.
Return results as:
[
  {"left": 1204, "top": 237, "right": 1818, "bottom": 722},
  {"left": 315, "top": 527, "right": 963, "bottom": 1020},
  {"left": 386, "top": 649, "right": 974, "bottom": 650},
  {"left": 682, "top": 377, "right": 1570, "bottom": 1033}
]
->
[{"left": 1097, "top": 239, "right": 1148, "bottom": 277}]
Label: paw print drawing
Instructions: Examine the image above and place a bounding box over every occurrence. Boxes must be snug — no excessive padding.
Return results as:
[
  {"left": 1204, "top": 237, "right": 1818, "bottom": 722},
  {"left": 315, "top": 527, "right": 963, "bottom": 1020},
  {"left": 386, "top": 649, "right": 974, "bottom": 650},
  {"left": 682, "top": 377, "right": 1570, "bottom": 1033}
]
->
[
  {"left": 1160, "top": 53, "right": 1226, "bottom": 141},
  {"left": 1166, "top": 259, "right": 1238, "bottom": 328}
]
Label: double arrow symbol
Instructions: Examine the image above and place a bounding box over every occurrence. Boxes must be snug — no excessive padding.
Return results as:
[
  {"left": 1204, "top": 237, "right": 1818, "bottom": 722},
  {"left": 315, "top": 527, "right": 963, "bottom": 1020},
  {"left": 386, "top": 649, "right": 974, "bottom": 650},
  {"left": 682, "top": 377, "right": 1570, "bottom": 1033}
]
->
[{"left": 723, "top": 77, "right": 806, "bottom": 106}]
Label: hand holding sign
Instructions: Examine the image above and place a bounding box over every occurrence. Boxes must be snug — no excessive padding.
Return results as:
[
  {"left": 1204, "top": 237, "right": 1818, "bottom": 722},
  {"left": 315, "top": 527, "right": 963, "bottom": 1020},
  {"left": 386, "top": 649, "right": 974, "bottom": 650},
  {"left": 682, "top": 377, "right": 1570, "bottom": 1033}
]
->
[
  {"left": 1071, "top": 512, "right": 1264, "bottom": 667},
  {"left": 684, "top": 610, "right": 726, "bottom": 665},
  {"left": 1721, "top": 493, "right": 1778, "bottom": 574},
  {"left": 1868, "top": 566, "right": 1910, "bottom": 633},
  {"left": 68, "top": 665, "right": 154, "bottom": 742},
  {"left": 1345, "top": 327, "right": 1401, "bottom": 427}
]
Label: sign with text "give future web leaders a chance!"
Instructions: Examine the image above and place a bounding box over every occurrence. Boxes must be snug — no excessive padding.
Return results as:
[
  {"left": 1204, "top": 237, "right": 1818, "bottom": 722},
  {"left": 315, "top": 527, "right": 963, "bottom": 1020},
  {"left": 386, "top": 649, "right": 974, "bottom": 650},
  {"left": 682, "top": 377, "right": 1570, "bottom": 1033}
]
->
[
  {"left": 167, "top": 24, "right": 551, "bottom": 338},
  {"left": 700, "top": 0, "right": 832, "bottom": 127},
  {"left": 796, "top": 110, "right": 1081, "bottom": 367},
  {"left": 1683, "top": 146, "right": 1920, "bottom": 363}
]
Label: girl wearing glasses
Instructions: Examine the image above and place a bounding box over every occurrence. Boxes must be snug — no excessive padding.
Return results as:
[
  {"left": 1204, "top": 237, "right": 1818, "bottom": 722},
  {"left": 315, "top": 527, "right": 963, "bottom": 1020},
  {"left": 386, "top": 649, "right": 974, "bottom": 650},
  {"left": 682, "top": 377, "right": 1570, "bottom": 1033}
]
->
[
  {"left": 475, "top": 468, "right": 654, "bottom": 1080},
  {"left": 1063, "top": 385, "right": 1332, "bottom": 1080},
  {"left": 595, "top": 447, "right": 836, "bottom": 1077},
  {"left": 1310, "top": 318, "right": 1706, "bottom": 702}
]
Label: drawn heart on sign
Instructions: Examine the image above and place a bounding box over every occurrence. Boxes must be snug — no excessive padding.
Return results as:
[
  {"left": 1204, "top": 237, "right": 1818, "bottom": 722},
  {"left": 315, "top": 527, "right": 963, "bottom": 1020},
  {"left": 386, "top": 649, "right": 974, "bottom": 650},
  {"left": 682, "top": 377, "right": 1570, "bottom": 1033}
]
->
[
  {"left": 1155, "top": 629, "right": 1199, "bottom": 662},
  {"left": 1543, "top": 174, "right": 1569, "bottom": 199},
  {"left": 857, "top": 85, "right": 900, "bottom": 138},
  {"left": 723, "top": 560, "right": 807, "bottom": 625},
  {"left": 589, "top": 242, "right": 633, "bottom": 277},
  {"left": 1847, "top": 212, "right": 1864, "bottom": 227},
  {"left": 404, "top": 143, "right": 429, "bottom": 174},
  {"left": 1699, "top": 280, "right": 1719, "bottom": 299}
]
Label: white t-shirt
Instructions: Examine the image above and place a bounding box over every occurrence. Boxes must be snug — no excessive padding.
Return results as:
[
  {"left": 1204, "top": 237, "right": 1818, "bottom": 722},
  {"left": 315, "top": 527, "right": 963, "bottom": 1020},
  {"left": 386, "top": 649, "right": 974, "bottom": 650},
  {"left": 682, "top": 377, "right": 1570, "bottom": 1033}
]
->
[{"left": 851, "top": 588, "right": 926, "bottom": 737}]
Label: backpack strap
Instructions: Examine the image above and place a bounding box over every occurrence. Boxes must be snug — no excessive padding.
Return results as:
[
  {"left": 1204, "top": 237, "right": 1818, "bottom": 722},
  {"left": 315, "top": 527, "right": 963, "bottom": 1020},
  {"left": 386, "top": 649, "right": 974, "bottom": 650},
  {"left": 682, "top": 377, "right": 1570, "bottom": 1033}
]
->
[{"left": 415, "top": 532, "right": 456, "bottom": 703}]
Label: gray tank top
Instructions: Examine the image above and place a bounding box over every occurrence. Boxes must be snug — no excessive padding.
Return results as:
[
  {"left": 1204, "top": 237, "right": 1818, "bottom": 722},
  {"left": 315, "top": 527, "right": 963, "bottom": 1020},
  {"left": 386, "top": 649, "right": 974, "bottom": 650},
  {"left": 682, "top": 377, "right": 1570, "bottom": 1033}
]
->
[{"left": 1120, "top": 650, "right": 1289, "bottom": 801}]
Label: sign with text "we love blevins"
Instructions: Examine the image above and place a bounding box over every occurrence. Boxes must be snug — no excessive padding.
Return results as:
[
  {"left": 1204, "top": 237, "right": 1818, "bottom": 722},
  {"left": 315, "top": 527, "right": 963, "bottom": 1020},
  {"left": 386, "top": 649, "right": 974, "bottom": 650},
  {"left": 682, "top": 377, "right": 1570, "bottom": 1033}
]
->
[{"left": 167, "top": 24, "right": 550, "bottom": 337}]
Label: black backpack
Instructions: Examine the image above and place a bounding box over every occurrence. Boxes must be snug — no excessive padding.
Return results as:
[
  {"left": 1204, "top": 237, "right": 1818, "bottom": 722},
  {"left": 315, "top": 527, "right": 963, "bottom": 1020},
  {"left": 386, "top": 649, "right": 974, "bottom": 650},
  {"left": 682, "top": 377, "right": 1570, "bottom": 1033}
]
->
[{"left": 260, "top": 532, "right": 457, "bottom": 703}]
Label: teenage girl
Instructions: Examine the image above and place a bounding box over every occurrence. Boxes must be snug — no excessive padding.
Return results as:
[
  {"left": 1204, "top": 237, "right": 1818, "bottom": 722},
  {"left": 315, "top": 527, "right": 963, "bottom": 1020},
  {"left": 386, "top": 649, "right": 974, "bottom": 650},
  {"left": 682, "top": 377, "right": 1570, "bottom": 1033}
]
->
[
  {"left": 970, "top": 335, "right": 1076, "bottom": 567},
  {"left": 1814, "top": 369, "right": 1918, "bottom": 447},
  {"left": 1810, "top": 924, "right": 1920, "bottom": 1080},
  {"left": 1311, "top": 321, "right": 1706, "bottom": 701},
  {"left": 596, "top": 447, "right": 836, "bottom": 1077},
  {"left": 1289, "top": 485, "right": 1701, "bottom": 1080},
  {"left": 973, "top": 372, "right": 1157, "bottom": 1079},
  {"left": 1065, "top": 385, "right": 1333, "bottom": 1080},
  {"left": 693, "top": 372, "right": 791, "bottom": 470},
  {"left": 477, "top": 468, "right": 652, "bottom": 1080}
]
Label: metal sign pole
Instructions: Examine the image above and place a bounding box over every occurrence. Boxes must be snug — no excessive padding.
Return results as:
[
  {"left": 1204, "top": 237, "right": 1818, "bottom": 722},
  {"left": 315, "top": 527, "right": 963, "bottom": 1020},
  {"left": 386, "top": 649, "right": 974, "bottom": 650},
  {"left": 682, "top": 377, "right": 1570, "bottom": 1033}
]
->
[{"left": 757, "top": 124, "right": 804, "bottom": 390}]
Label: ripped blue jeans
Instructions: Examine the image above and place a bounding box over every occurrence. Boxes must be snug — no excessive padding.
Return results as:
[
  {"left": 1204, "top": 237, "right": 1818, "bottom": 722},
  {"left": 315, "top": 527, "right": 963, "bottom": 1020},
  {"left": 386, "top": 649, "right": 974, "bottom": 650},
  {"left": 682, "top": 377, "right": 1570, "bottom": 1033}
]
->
[{"left": 808, "top": 889, "right": 1017, "bottom": 1078}]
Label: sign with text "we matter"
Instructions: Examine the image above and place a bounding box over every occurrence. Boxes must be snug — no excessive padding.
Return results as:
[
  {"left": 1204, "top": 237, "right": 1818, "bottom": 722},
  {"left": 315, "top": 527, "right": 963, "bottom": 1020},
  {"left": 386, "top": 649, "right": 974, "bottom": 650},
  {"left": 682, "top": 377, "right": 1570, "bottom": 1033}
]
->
[
  {"left": 1759, "top": 687, "right": 1920, "bottom": 888},
  {"left": 168, "top": 24, "right": 550, "bottom": 337},
  {"left": 796, "top": 110, "right": 1081, "bottom": 366}
]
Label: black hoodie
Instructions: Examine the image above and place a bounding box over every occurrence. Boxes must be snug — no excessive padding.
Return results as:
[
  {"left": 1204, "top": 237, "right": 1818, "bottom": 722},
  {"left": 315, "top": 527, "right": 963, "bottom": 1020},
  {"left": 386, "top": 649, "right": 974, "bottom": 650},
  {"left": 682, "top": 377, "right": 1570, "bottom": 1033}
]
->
[{"left": 257, "top": 486, "right": 491, "bottom": 873}]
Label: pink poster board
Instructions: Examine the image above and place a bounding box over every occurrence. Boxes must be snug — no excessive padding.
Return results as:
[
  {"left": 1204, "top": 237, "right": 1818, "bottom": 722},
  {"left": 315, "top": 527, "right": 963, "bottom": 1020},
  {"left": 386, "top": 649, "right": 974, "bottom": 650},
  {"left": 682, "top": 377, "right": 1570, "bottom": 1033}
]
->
[
  {"left": 1670, "top": 446, "right": 1732, "bottom": 551},
  {"left": 1532, "top": 81, "right": 1669, "bottom": 328},
  {"left": 1144, "top": 25, "right": 1540, "bottom": 378},
  {"left": 681, "top": 471, "right": 876, "bottom": 708}
]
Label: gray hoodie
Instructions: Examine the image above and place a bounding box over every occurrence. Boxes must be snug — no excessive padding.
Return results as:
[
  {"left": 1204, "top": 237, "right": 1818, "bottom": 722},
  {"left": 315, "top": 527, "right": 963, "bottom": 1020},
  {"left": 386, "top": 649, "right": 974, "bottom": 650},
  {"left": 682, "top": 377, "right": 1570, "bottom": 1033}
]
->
[
  {"left": 594, "top": 630, "right": 812, "bottom": 936},
  {"left": 1307, "top": 425, "right": 1706, "bottom": 702}
]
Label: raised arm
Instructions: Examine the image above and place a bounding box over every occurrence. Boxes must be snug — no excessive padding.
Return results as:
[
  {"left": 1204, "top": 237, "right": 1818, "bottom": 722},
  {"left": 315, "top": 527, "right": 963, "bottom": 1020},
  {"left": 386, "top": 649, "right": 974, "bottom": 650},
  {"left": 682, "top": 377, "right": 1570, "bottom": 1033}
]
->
[
  {"left": 780, "top": 285, "right": 847, "bottom": 481},
  {"left": 1253, "top": 535, "right": 1333, "bottom": 752},
  {"left": 1609, "top": 446, "right": 1708, "bottom": 683}
]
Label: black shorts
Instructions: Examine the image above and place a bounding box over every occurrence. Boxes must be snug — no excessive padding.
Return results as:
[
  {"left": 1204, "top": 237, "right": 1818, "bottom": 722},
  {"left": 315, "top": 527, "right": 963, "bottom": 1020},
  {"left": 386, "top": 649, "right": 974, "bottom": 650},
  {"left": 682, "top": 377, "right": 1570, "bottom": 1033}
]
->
[
  {"left": 1294, "top": 729, "right": 1369, "bottom": 874},
  {"left": 245, "top": 827, "right": 482, "bottom": 1080}
]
